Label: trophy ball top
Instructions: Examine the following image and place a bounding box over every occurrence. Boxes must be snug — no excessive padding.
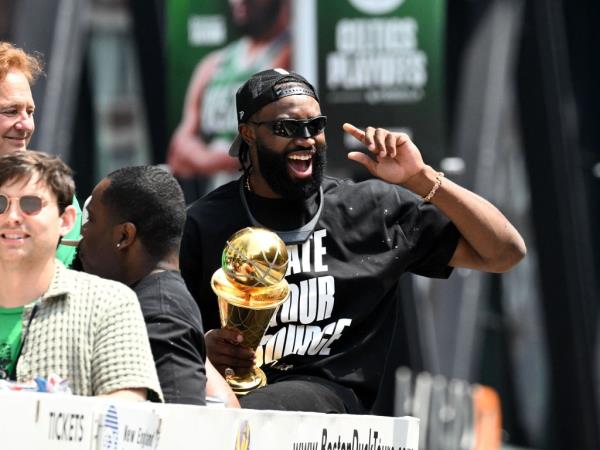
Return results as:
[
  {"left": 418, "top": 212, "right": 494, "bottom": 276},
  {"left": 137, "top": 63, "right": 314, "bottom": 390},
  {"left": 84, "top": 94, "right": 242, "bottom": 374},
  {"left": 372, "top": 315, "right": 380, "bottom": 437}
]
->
[{"left": 222, "top": 227, "right": 289, "bottom": 287}]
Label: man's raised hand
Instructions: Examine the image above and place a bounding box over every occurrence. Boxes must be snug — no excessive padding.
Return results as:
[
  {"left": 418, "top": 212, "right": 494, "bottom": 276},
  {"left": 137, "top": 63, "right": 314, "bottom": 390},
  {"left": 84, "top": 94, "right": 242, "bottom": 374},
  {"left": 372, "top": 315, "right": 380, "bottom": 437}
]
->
[{"left": 343, "top": 123, "right": 426, "bottom": 186}]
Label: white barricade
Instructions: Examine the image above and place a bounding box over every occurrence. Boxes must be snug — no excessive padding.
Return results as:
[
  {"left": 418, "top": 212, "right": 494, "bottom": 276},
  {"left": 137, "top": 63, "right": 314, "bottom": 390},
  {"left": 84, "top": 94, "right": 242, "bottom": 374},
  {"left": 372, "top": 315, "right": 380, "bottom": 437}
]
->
[{"left": 0, "top": 392, "right": 419, "bottom": 450}]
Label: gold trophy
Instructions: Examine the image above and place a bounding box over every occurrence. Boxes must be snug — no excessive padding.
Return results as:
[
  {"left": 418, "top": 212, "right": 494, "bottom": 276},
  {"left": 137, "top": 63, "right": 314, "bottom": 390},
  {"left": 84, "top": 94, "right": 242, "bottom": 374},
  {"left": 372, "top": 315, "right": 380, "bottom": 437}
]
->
[{"left": 211, "top": 227, "right": 289, "bottom": 396}]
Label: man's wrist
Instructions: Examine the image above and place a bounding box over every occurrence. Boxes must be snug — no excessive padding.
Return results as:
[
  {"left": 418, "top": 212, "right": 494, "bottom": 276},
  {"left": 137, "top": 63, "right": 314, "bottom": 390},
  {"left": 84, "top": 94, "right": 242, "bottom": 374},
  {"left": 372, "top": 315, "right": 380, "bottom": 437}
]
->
[{"left": 402, "top": 165, "right": 440, "bottom": 198}]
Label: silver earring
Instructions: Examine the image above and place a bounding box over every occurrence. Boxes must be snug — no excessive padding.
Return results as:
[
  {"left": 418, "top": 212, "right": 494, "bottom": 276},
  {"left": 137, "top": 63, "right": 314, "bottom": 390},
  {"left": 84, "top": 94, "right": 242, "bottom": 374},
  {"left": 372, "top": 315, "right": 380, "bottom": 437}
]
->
[{"left": 116, "top": 243, "right": 121, "bottom": 248}]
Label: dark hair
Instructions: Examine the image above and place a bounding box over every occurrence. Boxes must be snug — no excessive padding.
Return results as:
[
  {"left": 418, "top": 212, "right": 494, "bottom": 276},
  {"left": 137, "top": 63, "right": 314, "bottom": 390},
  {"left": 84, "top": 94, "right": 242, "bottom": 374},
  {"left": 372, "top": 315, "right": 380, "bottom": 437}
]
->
[
  {"left": 0, "top": 150, "right": 74, "bottom": 213},
  {"left": 102, "top": 166, "right": 186, "bottom": 260},
  {"left": 239, "top": 140, "right": 251, "bottom": 176}
]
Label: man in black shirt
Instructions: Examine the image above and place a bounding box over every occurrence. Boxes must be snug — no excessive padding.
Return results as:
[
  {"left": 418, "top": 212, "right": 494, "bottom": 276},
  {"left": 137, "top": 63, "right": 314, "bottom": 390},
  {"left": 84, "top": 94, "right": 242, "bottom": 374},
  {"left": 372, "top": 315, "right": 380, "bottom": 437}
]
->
[
  {"left": 79, "top": 165, "right": 237, "bottom": 407},
  {"left": 180, "top": 69, "right": 526, "bottom": 413}
]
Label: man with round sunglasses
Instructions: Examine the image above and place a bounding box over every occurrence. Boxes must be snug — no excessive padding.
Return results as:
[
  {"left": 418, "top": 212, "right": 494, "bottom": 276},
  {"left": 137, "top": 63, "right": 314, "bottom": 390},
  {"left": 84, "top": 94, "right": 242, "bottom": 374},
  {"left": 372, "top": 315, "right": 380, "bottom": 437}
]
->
[
  {"left": 179, "top": 68, "right": 526, "bottom": 413},
  {"left": 0, "top": 194, "right": 46, "bottom": 215},
  {"left": 0, "top": 42, "right": 81, "bottom": 267},
  {"left": 0, "top": 151, "right": 162, "bottom": 400}
]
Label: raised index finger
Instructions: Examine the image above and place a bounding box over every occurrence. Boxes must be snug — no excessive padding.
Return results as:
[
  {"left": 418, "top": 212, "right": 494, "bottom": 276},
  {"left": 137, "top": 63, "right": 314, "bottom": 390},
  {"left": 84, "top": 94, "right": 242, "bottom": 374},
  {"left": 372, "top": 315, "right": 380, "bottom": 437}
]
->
[{"left": 342, "top": 122, "right": 366, "bottom": 144}]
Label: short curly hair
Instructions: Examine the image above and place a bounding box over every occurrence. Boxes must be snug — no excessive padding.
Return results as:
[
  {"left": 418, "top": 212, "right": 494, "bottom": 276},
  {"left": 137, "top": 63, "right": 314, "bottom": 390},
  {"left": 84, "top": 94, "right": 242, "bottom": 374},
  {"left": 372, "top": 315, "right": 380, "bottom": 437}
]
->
[
  {"left": 0, "top": 41, "right": 43, "bottom": 83},
  {"left": 102, "top": 166, "right": 186, "bottom": 260}
]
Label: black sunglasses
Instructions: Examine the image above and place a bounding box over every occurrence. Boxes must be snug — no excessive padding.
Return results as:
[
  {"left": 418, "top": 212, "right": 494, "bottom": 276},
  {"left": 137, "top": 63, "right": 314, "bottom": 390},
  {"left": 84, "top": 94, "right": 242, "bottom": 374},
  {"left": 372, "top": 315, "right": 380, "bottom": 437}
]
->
[
  {"left": 249, "top": 115, "right": 327, "bottom": 139},
  {"left": 0, "top": 194, "right": 47, "bottom": 215}
]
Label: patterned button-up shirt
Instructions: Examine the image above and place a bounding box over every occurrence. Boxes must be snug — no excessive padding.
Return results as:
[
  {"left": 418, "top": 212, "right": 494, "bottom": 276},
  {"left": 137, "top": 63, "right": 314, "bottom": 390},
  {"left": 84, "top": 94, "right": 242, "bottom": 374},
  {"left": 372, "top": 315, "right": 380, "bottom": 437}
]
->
[{"left": 17, "top": 261, "right": 163, "bottom": 401}]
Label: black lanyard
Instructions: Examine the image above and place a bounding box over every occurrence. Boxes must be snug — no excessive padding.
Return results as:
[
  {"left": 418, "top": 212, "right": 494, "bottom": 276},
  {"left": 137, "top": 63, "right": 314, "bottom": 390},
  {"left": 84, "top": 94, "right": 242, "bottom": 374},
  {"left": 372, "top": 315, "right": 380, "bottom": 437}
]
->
[
  {"left": 239, "top": 180, "right": 324, "bottom": 245},
  {"left": 9, "top": 303, "right": 39, "bottom": 381}
]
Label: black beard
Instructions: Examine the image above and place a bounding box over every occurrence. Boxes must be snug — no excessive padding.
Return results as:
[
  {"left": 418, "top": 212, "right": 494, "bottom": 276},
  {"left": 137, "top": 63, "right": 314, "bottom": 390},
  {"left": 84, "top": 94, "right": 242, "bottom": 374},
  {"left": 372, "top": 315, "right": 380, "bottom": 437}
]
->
[
  {"left": 255, "top": 140, "right": 327, "bottom": 200},
  {"left": 235, "top": 0, "right": 284, "bottom": 39}
]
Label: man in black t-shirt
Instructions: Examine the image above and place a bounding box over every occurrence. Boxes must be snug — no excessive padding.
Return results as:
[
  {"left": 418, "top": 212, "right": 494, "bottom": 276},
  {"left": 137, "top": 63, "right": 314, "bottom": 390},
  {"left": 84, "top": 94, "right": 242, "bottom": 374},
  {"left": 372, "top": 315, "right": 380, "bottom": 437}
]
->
[
  {"left": 79, "top": 165, "right": 238, "bottom": 407},
  {"left": 180, "top": 69, "right": 526, "bottom": 413}
]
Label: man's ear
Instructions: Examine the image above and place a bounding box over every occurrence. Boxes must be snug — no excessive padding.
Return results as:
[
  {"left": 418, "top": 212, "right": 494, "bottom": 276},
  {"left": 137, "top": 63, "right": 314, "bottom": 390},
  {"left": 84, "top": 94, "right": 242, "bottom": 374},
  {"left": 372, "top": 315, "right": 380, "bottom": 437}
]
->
[
  {"left": 113, "top": 222, "right": 137, "bottom": 251},
  {"left": 239, "top": 123, "right": 255, "bottom": 146},
  {"left": 59, "top": 205, "right": 77, "bottom": 237}
]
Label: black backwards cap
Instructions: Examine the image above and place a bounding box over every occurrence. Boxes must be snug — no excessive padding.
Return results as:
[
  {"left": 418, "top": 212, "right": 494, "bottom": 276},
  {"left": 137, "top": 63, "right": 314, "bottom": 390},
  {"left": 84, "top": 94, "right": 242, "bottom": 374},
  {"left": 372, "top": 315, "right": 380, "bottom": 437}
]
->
[{"left": 229, "top": 68, "right": 319, "bottom": 157}]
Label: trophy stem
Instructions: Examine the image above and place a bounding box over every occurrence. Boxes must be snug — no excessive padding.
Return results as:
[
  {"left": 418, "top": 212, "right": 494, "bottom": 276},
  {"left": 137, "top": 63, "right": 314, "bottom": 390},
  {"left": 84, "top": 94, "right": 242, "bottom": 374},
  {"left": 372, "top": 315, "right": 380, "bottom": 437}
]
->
[{"left": 225, "top": 367, "right": 267, "bottom": 396}]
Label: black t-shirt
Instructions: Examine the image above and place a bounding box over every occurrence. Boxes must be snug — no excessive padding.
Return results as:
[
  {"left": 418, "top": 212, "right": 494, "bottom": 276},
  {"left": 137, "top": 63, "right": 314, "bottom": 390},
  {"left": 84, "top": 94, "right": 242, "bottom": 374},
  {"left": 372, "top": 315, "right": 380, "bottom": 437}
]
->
[
  {"left": 180, "top": 176, "right": 460, "bottom": 410},
  {"left": 132, "top": 270, "right": 207, "bottom": 405}
]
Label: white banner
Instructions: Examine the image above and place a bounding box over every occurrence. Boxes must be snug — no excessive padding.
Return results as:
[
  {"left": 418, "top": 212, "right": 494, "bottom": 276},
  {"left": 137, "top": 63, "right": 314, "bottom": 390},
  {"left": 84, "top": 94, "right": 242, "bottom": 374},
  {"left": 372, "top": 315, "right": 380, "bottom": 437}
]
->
[{"left": 0, "top": 392, "right": 419, "bottom": 450}]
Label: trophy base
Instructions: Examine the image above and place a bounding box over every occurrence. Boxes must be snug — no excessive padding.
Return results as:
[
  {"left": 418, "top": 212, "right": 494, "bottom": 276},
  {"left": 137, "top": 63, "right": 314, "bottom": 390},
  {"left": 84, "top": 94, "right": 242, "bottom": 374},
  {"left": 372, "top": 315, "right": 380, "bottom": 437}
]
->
[{"left": 226, "top": 367, "right": 267, "bottom": 396}]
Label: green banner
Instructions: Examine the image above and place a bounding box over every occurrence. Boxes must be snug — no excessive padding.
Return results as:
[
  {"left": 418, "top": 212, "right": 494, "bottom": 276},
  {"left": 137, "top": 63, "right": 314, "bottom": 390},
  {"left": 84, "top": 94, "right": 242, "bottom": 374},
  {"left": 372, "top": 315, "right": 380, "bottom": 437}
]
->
[
  {"left": 167, "top": 0, "right": 240, "bottom": 135},
  {"left": 166, "top": 1, "right": 292, "bottom": 198},
  {"left": 316, "top": 0, "right": 446, "bottom": 178}
]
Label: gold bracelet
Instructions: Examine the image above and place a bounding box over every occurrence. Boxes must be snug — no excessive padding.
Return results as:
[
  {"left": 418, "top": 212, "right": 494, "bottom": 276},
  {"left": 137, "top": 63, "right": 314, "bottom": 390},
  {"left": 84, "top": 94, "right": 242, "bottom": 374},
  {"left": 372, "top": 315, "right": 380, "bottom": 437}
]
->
[{"left": 422, "top": 171, "right": 444, "bottom": 202}]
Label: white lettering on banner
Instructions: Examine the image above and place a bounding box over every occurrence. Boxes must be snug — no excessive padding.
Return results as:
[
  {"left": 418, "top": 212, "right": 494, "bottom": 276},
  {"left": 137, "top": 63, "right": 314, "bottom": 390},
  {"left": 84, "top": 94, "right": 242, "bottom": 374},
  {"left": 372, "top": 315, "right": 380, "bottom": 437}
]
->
[
  {"left": 326, "top": 17, "right": 428, "bottom": 104},
  {"left": 201, "top": 83, "right": 239, "bottom": 135},
  {"left": 336, "top": 18, "right": 417, "bottom": 52},
  {"left": 187, "top": 15, "right": 226, "bottom": 46},
  {"left": 256, "top": 230, "right": 354, "bottom": 367},
  {"left": 327, "top": 52, "right": 427, "bottom": 89}
]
